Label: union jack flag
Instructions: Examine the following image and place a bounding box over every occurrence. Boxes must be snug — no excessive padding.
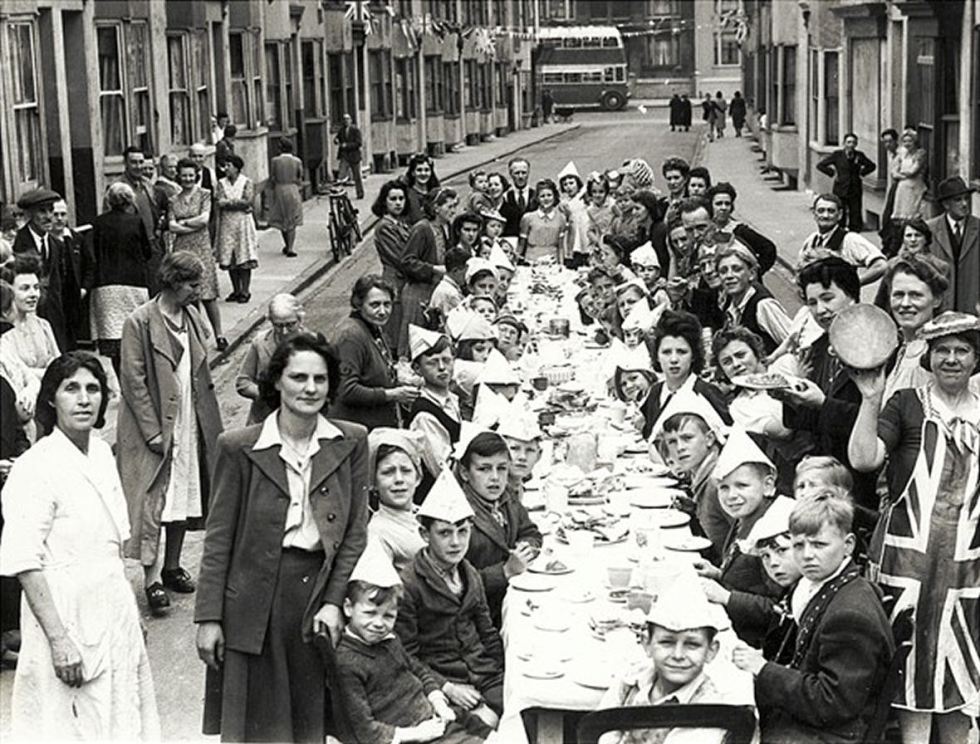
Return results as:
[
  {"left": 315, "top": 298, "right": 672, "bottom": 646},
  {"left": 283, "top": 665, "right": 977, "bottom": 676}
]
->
[{"left": 873, "top": 412, "right": 980, "bottom": 713}]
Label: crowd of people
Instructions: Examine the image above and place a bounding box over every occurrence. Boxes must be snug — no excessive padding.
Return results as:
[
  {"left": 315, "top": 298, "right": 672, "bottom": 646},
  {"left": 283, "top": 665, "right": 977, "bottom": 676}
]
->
[{"left": 0, "top": 113, "right": 978, "bottom": 744}]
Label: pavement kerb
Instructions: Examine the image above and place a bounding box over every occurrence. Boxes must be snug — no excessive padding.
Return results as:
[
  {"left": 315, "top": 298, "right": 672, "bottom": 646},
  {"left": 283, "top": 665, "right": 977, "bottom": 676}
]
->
[{"left": 209, "top": 122, "right": 583, "bottom": 369}]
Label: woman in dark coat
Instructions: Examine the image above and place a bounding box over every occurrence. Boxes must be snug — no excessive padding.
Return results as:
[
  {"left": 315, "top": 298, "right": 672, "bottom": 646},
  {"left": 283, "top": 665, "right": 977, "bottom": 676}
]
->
[
  {"left": 398, "top": 188, "right": 458, "bottom": 358},
  {"left": 455, "top": 432, "right": 542, "bottom": 624},
  {"left": 371, "top": 181, "right": 412, "bottom": 352},
  {"left": 329, "top": 275, "right": 420, "bottom": 430},
  {"left": 89, "top": 181, "right": 153, "bottom": 372},
  {"left": 195, "top": 332, "right": 370, "bottom": 743},
  {"left": 730, "top": 90, "right": 747, "bottom": 136}
]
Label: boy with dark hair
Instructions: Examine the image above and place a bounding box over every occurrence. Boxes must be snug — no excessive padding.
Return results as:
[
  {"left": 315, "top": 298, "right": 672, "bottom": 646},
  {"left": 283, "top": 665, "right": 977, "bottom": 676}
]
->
[
  {"left": 335, "top": 540, "right": 489, "bottom": 743},
  {"left": 733, "top": 490, "right": 894, "bottom": 744},
  {"left": 430, "top": 247, "right": 472, "bottom": 323},
  {"left": 396, "top": 470, "right": 505, "bottom": 729}
]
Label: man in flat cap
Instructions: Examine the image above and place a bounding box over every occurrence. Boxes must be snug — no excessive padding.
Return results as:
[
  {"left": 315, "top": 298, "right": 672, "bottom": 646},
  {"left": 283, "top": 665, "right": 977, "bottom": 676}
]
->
[{"left": 12, "top": 188, "right": 71, "bottom": 348}]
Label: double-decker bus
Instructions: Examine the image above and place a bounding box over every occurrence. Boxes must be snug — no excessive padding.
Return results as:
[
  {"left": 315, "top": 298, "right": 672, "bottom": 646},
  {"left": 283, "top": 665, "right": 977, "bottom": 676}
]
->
[{"left": 537, "top": 25, "right": 630, "bottom": 111}]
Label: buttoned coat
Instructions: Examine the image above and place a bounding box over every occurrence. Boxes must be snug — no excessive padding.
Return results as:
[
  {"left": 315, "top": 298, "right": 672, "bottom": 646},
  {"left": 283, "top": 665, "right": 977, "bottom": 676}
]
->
[
  {"left": 13, "top": 226, "right": 68, "bottom": 349},
  {"left": 194, "top": 419, "right": 369, "bottom": 654},
  {"left": 499, "top": 187, "right": 538, "bottom": 237},
  {"left": 117, "top": 298, "right": 223, "bottom": 565},
  {"left": 925, "top": 213, "right": 979, "bottom": 313}
]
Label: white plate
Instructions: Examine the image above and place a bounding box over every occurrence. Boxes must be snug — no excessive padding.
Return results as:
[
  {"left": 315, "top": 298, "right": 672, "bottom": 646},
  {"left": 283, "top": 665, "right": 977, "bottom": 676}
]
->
[
  {"left": 624, "top": 475, "right": 679, "bottom": 490},
  {"left": 534, "top": 616, "right": 571, "bottom": 632},
  {"left": 509, "top": 573, "right": 556, "bottom": 592},
  {"left": 522, "top": 668, "right": 565, "bottom": 680},
  {"left": 528, "top": 560, "right": 574, "bottom": 576},
  {"left": 570, "top": 667, "right": 617, "bottom": 690},
  {"left": 558, "top": 589, "right": 596, "bottom": 604},
  {"left": 628, "top": 492, "right": 674, "bottom": 509},
  {"left": 664, "top": 535, "right": 713, "bottom": 552},
  {"left": 646, "top": 509, "right": 691, "bottom": 528}
]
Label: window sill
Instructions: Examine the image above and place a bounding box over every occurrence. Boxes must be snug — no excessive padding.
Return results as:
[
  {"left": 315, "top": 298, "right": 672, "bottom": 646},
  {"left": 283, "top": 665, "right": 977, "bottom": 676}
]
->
[
  {"left": 371, "top": 114, "right": 393, "bottom": 123},
  {"left": 773, "top": 124, "right": 798, "bottom": 133}
]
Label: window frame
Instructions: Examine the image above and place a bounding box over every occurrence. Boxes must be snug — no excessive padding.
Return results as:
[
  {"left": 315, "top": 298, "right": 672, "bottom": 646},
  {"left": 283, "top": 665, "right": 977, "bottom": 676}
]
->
[
  {"left": 167, "top": 32, "right": 194, "bottom": 147},
  {"left": 302, "top": 39, "right": 326, "bottom": 118},
  {"left": 781, "top": 44, "right": 796, "bottom": 126},
  {"left": 4, "top": 18, "right": 45, "bottom": 189},
  {"left": 714, "top": 29, "right": 741, "bottom": 67}
]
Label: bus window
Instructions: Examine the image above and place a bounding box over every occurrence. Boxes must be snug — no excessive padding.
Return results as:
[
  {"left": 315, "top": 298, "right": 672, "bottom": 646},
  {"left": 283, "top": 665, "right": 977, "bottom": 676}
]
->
[
  {"left": 543, "top": 73, "right": 564, "bottom": 84},
  {"left": 564, "top": 72, "right": 583, "bottom": 83},
  {"left": 564, "top": 38, "right": 583, "bottom": 48},
  {"left": 616, "top": 67, "right": 625, "bottom": 82},
  {"left": 602, "top": 37, "right": 620, "bottom": 48},
  {"left": 583, "top": 71, "right": 603, "bottom": 82},
  {"left": 604, "top": 67, "right": 615, "bottom": 82}
]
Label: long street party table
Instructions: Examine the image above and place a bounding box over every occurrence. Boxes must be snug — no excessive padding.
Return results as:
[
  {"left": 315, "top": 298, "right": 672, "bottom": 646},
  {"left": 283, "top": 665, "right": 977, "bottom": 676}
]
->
[{"left": 484, "top": 262, "right": 755, "bottom": 744}]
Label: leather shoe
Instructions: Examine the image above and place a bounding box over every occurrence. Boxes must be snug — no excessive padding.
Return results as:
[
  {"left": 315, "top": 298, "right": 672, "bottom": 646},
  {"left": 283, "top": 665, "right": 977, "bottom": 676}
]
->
[
  {"left": 161, "top": 567, "right": 196, "bottom": 593},
  {"left": 145, "top": 582, "right": 171, "bottom": 614}
]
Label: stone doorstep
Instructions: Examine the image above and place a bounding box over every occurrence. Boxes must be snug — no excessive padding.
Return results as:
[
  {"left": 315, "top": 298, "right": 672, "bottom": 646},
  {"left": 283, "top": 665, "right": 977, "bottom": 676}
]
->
[{"left": 209, "top": 122, "right": 582, "bottom": 367}]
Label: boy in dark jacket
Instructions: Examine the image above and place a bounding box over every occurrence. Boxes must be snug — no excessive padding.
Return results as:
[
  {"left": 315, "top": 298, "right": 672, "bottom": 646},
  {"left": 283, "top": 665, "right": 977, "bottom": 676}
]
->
[
  {"left": 396, "top": 469, "right": 505, "bottom": 729},
  {"left": 732, "top": 489, "right": 894, "bottom": 744},
  {"left": 335, "top": 540, "right": 489, "bottom": 743}
]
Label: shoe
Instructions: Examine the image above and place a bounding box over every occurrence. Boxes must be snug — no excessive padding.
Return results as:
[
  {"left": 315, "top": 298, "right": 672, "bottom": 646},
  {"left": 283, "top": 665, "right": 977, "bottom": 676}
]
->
[
  {"left": 237, "top": 293, "right": 251, "bottom": 304},
  {"left": 226, "top": 291, "right": 241, "bottom": 302},
  {"left": 283, "top": 250, "right": 298, "bottom": 258},
  {"left": 161, "top": 567, "right": 196, "bottom": 593},
  {"left": 216, "top": 336, "right": 229, "bottom": 352},
  {"left": 145, "top": 582, "right": 171, "bottom": 614}
]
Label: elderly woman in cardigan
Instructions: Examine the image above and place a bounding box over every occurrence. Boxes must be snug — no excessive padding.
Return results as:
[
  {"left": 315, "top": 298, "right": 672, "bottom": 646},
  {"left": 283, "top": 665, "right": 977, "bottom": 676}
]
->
[{"left": 117, "top": 250, "right": 223, "bottom": 615}]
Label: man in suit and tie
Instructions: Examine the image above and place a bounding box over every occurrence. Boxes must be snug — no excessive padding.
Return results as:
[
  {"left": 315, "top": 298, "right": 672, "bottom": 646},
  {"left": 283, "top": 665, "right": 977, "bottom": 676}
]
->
[
  {"left": 925, "top": 176, "right": 979, "bottom": 314},
  {"left": 335, "top": 113, "right": 364, "bottom": 199},
  {"left": 12, "top": 187, "right": 69, "bottom": 348},
  {"left": 816, "top": 133, "right": 876, "bottom": 232},
  {"left": 50, "top": 198, "right": 95, "bottom": 350},
  {"left": 499, "top": 157, "right": 537, "bottom": 238}
]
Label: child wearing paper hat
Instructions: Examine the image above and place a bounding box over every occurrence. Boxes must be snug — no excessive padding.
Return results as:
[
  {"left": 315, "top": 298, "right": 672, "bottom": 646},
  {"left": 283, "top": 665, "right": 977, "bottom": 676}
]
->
[
  {"left": 492, "top": 314, "right": 527, "bottom": 362},
  {"left": 493, "top": 394, "right": 544, "bottom": 500},
  {"left": 474, "top": 348, "right": 521, "bottom": 401},
  {"left": 464, "top": 257, "right": 498, "bottom": 299},
  {"left": 396, "top": 469, "right": 504, "bottom": 728},
  {"left": 651, "top": 389, "right": 732, "bottom": 559},
  {"left": 454, "top": 430, "right": 542, "bottom": 625},
  {"left": 367, "top": 428, "right": 427, "bottom": 571},
  {"left": 610, "top": 343, "right": 656, "bottom": 405},
  {"left": 596, "top": 577, "right": 742, "bottom": 743},
  {"left": 337, "top": 539, "right": 490, "bottom": 743},
  {"left": 695, "top": 427, "right": 785, "bottom": 648},
  {"left": 429, "top": 246, "right": 470, "bottom": 324},
  {"left": 406, "top": 326, "right": 462, "bottom": 504}
]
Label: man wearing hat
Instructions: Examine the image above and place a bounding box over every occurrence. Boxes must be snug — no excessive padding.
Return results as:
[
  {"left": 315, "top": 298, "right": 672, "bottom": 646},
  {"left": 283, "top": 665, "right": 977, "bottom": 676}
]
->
[
  {"left": 925, "top": 176, "right": 979, "bottom": 313},
  {"left": 13, "top": 187, "right": 70, "bottom": 348}
]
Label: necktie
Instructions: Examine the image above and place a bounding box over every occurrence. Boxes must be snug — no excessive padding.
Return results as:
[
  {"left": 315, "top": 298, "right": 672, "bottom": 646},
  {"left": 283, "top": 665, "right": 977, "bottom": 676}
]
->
[
  {"left": 518, "top": 191, "right": 525, "bottom": 211},
  {"left": 954, "top": 221, "right": 962, "bottom": 242},
  {"left": 40, "top": 235, "right": 48, "bottom": 264}
]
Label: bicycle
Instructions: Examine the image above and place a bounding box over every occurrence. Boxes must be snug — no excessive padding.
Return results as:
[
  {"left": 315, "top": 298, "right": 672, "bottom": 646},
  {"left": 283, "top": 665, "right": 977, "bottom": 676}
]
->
[{"left": 325, "top": 185, "right": 362, "bottom": 263}]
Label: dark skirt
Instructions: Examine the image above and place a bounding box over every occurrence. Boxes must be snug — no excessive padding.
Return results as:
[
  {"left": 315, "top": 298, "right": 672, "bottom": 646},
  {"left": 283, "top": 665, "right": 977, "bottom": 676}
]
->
[{"left": 206, "top": 549, "right": 328, "bottom": 743}]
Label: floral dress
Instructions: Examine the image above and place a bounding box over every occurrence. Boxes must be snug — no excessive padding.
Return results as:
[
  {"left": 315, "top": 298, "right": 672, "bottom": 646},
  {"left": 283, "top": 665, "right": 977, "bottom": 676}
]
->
[
  {"left": 215, "top": 175, "right": 260, "bottom": 270},
  {"left": 170, "top": 186, "right": 219, "bottom": 300}
]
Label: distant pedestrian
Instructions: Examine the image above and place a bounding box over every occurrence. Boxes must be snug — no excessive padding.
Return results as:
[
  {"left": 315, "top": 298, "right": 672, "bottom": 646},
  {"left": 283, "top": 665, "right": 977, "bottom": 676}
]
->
[
  {"left": 668, "top": 94, "right": 683, "bottom": 132},
  {"left": 878, "top": 128, "right": 902, "bottom": 256},
  {"left": 729, "top": 91, "right": 746, "bottom": 136},
  {"left": 89, "top": 182, "right": 152, "bottom": 373},
  {"left": 215, "top": 154, "right": 260, "bottom": 303},
  {"left": 541, "top": 88, "right": 554, "bottom": 123},
  {"left": 335, "top": 113, "right": 364, "bottom": 199},
  {"left": 816, "top": 133, "right": 876, "bottom": 231},
  {"left": 713, "top": 92, "right": 727, "bottom": 138},
  {"left": 214, "top": 125, "right": 236, "bottom": 180},
  {"left": 267, "top": 139, "right": 305, "bottom": 258},
  {"left": 680, "top": 93, "right": 692, "bottom": 131},
  {"left": 701, "top": 94, "right": 716, "bottom": 141}
]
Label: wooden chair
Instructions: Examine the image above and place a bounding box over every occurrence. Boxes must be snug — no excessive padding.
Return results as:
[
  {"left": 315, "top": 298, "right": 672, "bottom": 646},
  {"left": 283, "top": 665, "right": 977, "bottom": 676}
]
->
[
  {"left": 520, "top": 706, "right": 584, "bottom": 744},
  {"left": 864, "top": 606, "right": 914, "bottom": 743},
  {"left": 576, "top": 703, "right": 757, "bottom": 744}
]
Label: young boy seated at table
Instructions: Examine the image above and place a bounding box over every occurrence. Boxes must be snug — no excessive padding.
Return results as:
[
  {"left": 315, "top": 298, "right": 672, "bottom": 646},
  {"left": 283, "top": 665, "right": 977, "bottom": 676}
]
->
[
  {"left": 396, "top": 469, "right": 506, "bottom": 729},
  {"left": 367, "top": 428, "right": 426, "bottom": 572},
  {"left": 652, "top": 390, "right": 732, "bottom": 559},
  {"left": 429, "top": 248, "right": 471, "bottom": 326},
  {"left": 407, "top": 325, "right": 462, "bottom": 502},
  {"left": 716, "top": 494, "right": 801, "bottom": 663},
  {"left": 597, "top": 579, "right": 745, "bottom": 744},
  {"left": 732, "top": 489, "right": 894, "bottom": 744},
  {"left": 335, "top": 540, "right": 490, "bottom": 743},
  {"left": 695, "top": 427, "right": 785, "bottom": 647}
]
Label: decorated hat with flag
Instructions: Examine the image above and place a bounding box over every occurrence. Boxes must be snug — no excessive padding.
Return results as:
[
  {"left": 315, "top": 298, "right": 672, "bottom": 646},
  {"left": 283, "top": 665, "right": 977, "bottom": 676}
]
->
[
  {"left": 349, "top": 538, "right": 402, "bottom": 588},
  {"left": 476, "top": 348, "right": 521, "bottom": 386},
  {"left": 446, "top": 306, "right": 496, "bottom": 341},
  {"left": 408, "top": 323, "right": 447, "bottom": 362},
  {"left": 417, "top": 468, "right": 475, "bottom": 524},
  {"left": 712, "top": 425, "right": 775, "bottom": 482},
  {"left": 629, "top": 241, "right": 661, "bottom": 268},
  {"left": 649, "top": 389, "right": 728, "bottom": 443},
  {"left": 740, "top": 495, "right": 797, "bottom": 555}
]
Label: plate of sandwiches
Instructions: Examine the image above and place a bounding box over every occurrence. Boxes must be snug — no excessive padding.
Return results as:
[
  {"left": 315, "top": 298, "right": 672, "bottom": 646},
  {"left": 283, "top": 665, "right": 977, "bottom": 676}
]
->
[
  {"left": 528, "top": 552, "right": 574, "bottom": 576},
  {"left": 730, "top": 372, "right": 798, "bottom": 391}
]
